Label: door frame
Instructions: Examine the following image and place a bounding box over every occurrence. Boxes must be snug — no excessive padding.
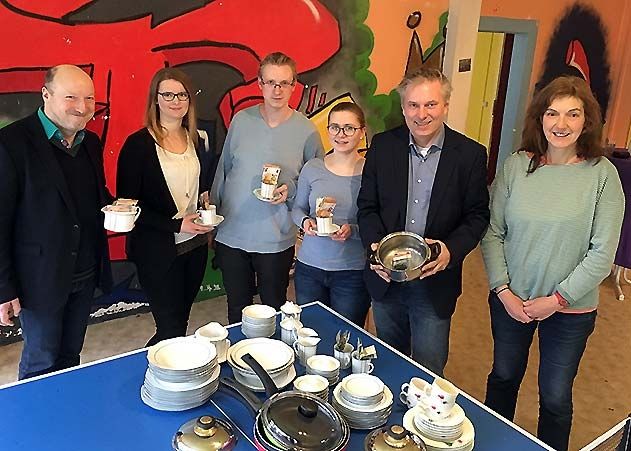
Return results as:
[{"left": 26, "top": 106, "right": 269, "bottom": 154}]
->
[{"left": 478, "top": 17, "right": 537, "bottom": 173}]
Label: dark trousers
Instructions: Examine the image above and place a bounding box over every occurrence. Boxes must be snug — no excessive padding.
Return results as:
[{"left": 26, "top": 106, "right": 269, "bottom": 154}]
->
[
  {"left": 485, "top": 292, "right": 596, "bottom": 451},
  {"left": 138, "top": 244, "right": 208, "bottom": 347},
  {"left": 19, "top": 274, "right": 97, "bottom": 380},
  {"left": 371, "top": 278, "right": 452, "bottom": 376},
  {"left": 215, "top": 242, "right": 294, "bottom": 324},
  {"left": 294, "top": 261, "right": 370, "bottom": 327}
]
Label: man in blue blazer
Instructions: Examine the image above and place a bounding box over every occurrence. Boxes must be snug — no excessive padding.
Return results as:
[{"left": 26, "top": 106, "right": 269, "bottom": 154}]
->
[
  {"left": 0, "top": 65, "right": 112, "bottom": 379},
  {"left": 357, "top": 68, "right": 490, "bottom": 375}
]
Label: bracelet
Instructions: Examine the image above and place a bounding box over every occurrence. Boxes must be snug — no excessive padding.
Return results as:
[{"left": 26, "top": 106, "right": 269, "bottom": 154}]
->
[
  {"left": 495, "top": 286, "right": 510, "bottom": 295},
  {"left": 554, "top": 291, "right": 569, "bottom": 307}
]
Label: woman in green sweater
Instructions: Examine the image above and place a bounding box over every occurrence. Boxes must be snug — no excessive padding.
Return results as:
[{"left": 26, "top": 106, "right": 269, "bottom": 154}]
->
[{"left": 480, "top": 76, "right": 624, "bottom": 451}]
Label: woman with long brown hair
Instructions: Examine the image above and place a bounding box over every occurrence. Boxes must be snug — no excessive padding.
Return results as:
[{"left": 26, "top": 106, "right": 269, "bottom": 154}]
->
[
  {"left": 481, "top": 76, "right": 624, "bottom": 450},
  {"left": 117, "top": 67, "right": 214, "bottom": 346}
]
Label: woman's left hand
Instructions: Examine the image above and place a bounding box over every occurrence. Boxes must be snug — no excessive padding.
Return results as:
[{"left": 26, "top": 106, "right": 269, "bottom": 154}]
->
[
  {"left": 270, "top": 184, "right": 289, "bottom": 205},
  {"left": 523, "top": 295, "right": 563, "bottom": 321},
  {"left": 331, "top": 223, "right": 352, "bottom": 241}
]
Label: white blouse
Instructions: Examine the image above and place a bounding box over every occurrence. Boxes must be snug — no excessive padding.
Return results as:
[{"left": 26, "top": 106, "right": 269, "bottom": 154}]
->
[{"left": 155, "top": 135, "right": 200, "bottom": 244}]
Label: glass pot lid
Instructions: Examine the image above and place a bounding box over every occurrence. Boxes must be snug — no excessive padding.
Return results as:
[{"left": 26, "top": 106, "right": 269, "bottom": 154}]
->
[
  {"left": 262, "top": 392, "right": 346, "bottom": 450},
  {"left": 172, "top": 415, "right": 237, "bottom": 451}
]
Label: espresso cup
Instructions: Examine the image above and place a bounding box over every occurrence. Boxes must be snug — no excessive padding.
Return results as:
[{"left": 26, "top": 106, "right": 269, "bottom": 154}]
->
[
  {"left": 399, "top": 377, "right": 431, "bottom": 408},
  {"left": 260, "top": 182, "right": 277, "bottom": 200},
  {"left": 316, "top": 216, "right": 334, "bottom": 234},
  {"left": 293, "top": 336, "right": 319, "bottom": 365},
  {"left": 351, "top": 350, "right": 374, "bottom": 374},
  {"left": 333, "top": 343, "right": 354, "bottom": 369},
  {"left": 195, "top": 322, "right": 230, "bottom": 361},
  {"left": 196, "top": 205, "right": 217, "bottom": 225},
  {"left": 280, "top": 317, "right": 302, "bottom": 345}
]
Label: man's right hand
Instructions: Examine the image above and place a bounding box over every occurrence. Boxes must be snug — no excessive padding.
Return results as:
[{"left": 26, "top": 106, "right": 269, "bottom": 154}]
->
[
  {"left": 0, "top": 298, "right": 21, "bottom": 326},
  {"left": 369, "top": 243, "right": 391, "bottom": 282},
  {"left": 498, "top": 290, "right": 532, "bottom": 323}
]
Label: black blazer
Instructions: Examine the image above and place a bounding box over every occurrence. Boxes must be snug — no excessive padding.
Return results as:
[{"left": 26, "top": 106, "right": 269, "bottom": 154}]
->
[
  {"left": 357, "top": 125, "right": 490, "bottom": 318},
  {"left": 116, "top": 128, "right": 214, "bottom": 277},
  {"left": 0, "top": 112, "right": 113, "bottom": 310}
]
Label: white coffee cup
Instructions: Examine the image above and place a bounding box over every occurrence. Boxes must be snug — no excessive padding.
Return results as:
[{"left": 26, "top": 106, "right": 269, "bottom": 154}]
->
[
  {"left": 196, "top": 205, "right": 217, "bottom": 225},
  {"left": 399, "top": 377, "right": 431, "bottom": 408},
  {"left": 333, "top": 343, "right": 354, "bottom": 369},
  {"left": 351, "top": 350, "right": 374, "bottom": 374},
  {"left": 422, "top": 377, "right": 459, "bottom": 420},
  {"left": 101, "top": 206, "right": 141, "bottom": 233},
  {"left": 316, "top": 216, "right": 334, "bottom": 233},
  {"left": 293, "top": 336, "right": 319, "bottom": 365},
  {"left": 260, "top": 182, "right": 277, "bottom": 200},
  {"left": 280, "top": 317, "right": 302, "bottom": 345},
  {"left": 195, "top": 322, "right": 230, "bottom": 362}
]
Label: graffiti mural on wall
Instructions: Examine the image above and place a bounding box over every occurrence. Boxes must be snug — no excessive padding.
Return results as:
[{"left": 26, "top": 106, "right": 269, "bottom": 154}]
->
[
  {"left": 0, "top": 0, "right": 448, "bottom": 342},
  {"left": 536, "top": 3, "right": 611, "bottom": 118}
]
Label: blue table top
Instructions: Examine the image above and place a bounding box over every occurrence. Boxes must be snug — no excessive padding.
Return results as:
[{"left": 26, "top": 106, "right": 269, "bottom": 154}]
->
[{"left": 0, "top": 302, "right": 552, "bottom": 450}]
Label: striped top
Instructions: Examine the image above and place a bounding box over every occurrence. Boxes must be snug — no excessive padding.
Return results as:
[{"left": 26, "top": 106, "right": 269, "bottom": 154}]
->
[{"left": 481, "top": 151, "right": 624, "bottom": 311}]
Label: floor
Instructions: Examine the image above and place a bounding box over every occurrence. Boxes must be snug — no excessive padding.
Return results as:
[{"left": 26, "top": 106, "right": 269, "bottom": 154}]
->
[{"left": 1, "top": 248, "right": 629, "bottom": 450}]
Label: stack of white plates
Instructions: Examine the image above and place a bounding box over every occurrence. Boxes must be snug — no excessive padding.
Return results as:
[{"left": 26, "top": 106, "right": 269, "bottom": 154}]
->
[
  {"left": 332, "top": 374, "right": 393, "bottom": 429},
  {"left": 141, "top": 337, "right": 220, "bottom": 411},
  {"left": 403, "top": 406, "right": 474, "bottom": 451},
  {"left": 293, "top": 374, "right": 330, "bottom": 401},
  {"left": 241, "top": 305, "right": 277, "bottom": 338},
  {"left": 227, "top": 338, "right": 296, "bottom": 392},
  {"left": 306, "top": 355, "right": 340, "bottom": 386}
]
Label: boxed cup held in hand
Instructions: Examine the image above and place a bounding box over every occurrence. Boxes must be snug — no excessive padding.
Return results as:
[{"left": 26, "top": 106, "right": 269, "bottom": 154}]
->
[{"left": 261, "top": 164, "right": 281, "bottom": 199}]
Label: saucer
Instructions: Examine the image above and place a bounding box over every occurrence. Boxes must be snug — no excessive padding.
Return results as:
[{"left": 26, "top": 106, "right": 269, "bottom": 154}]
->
[
  {"left": 253, "top": 188, "right": 281, "bottom": 202},
  {"left": 194, "top": 215, "right": 224, "bottom": 227},
  {"left": 315, "top": 223, "right": 340, "bottom": 237}
]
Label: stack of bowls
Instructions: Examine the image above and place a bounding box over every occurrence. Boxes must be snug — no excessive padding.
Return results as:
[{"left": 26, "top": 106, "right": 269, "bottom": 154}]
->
[
  {"left": 141, "top": 337, "right": 220, "bottom": 411},
  {"left": 293, "top": 374, "right": 330, "bottom": 401},
  {"left": 241, "top": 305, "right": 277, "bottom": 338},
  {"left": 227, "top": 338, "right": 295, "bottom": 392},
  {"left": 306, "top": 355, "right": 340, "bottom": 386},
  {"left": 403, "top": 405, "right": 475, "bottom": 451},
  {"left": 332, "top": 374, "right": 393, "bottom": 429}
]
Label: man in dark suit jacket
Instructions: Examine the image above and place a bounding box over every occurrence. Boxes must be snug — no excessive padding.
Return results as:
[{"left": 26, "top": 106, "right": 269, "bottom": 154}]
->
[
  {"left": 0, "top": 65, "right": 112, "bottom": 380},
  {"left": 357, "top": 68, "right": 490, "bottom": 375}
]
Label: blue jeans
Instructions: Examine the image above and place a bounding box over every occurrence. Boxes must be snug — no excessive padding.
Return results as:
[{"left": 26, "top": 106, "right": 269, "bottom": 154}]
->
[
  {"left": 485, "top": 292, "right": 596, "bottom": 451},
  {"left": 371, "top": 279, "right": 451, "bottom": 376},
  {"left": 294, "top": 261, "right": 370, "bottom": 326}
]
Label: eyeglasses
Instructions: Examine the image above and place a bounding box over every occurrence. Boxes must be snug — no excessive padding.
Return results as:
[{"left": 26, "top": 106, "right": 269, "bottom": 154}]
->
[
  {"left": 259, "top": 79, "right": 296, "bottom": 89},
  {"left": 158, "top": 91, "right": 190, "bottom": 102},
  {"left": 327, "top": 124, "right": 362, "bottom": 137}
]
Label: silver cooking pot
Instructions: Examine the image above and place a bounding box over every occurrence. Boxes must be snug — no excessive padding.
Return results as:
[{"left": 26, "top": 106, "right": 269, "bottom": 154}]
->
[{"left": 369, "top": 232, "right": 441, "bottom": 282}]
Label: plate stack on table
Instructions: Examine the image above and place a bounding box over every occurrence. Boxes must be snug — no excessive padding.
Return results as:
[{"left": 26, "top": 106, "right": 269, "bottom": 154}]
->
[
  {"left": 227, "top": 338, "right": 296, "bottom": 391},
  {"left": 293, "top": 374, "right": 330, "bottom": 401},
  {"left": 306, "top": 355, "right": 341, "bottom": 386},
  {"left": 332, "top": 374, "right": 393, "bottom": 429},
  {"left": 403, "top": 405, "right": 475, "bottom": 451},
  {"left": 241, "top": 305, "right": 277, "bottom": 338},
  {"left": 141, "top": 337, "right": 220, "bottom": 411}
]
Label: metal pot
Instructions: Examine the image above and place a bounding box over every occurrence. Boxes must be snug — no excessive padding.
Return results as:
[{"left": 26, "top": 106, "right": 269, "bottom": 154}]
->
[
  {"left": 364, "top": 425, "right": 427, "bottom": 451},
  {"left": 220, "top": 353, "right": 350, "bottom": 451},
  {"left": 172, "top": 415, "right": 237, "bottom": 451},
  {"left": 369, "top": 232, "right": 441, "bottom": 282}
]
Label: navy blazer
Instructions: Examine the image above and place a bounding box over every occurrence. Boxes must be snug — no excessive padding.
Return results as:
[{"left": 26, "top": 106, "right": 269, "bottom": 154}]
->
[
  {"left": 357, "top": 124, "right": 490, "bottom": 318},
  {"left": 116, "top": 128, "right": 214, "bottom": 277},
  {"left": 0, "top": 112, "right": 113, "bottom": 310}
]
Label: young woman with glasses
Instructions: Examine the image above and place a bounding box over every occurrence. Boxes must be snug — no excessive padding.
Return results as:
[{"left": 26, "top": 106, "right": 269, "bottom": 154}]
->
[
  {"left": 290, "top": 102, "right": 371, "bottom": 326},
  {"left": 116, "top": 67, "right": 215, "bottom": 346}
]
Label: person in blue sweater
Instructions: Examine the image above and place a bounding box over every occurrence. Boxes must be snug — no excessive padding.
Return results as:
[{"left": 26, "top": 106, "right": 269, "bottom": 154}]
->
[{"left": 291, "top": 102, "right": 370, "bottom": 326}]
